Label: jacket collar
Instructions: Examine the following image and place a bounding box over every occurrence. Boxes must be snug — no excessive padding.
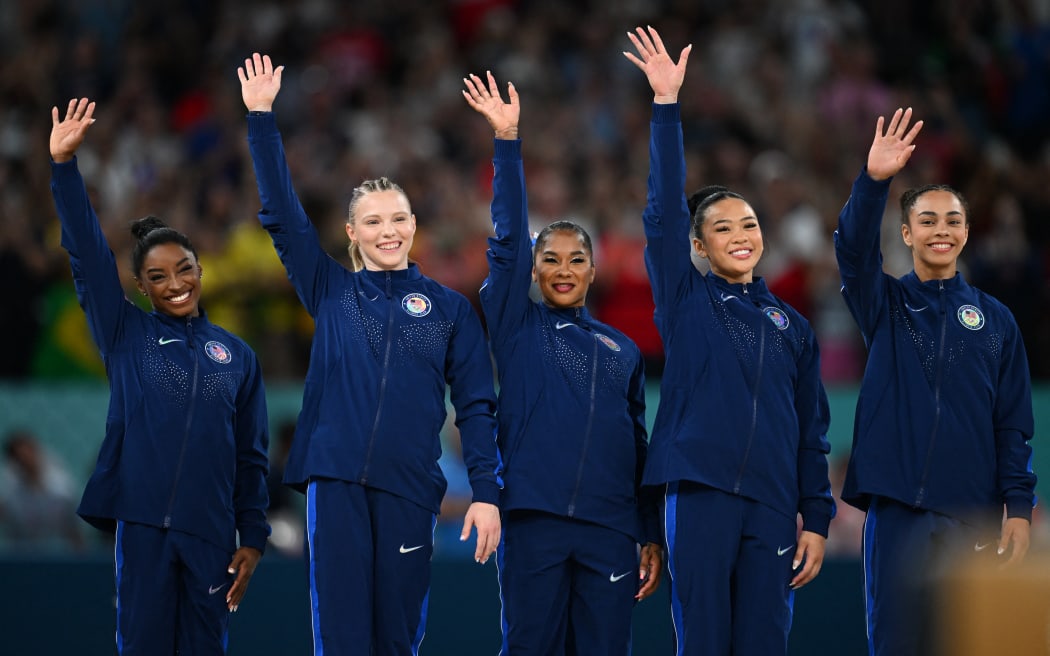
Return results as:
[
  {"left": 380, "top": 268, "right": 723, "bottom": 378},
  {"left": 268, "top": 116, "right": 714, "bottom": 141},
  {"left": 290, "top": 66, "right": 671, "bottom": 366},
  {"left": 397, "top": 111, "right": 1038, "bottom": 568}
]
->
[
  {"left": 360, "top": 262, "right": 423, "bottom": 284},
  {"left": 706, "top": 270, "right": 770, "bottom": 297},
  {"left": 548, "top": 304, "right": 593, "bottom": 328},
  {"left": 152, "top": 306, "right": 210, "bottom": 328},
  {"left": 903, "top": 271, "right": 967, "bottom": 292}
]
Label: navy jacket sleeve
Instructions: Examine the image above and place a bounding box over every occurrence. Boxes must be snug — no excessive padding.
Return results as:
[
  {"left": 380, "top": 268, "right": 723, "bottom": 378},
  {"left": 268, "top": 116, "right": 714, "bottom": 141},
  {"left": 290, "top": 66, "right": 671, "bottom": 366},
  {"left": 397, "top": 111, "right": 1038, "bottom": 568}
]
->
[
  {"left": 833, "top": 170, "right": 893, "bottom": 343},
  {"left": 51, "top": 158, "right": 129, "bottom": 354},
  {"left": 994, "top": 314, "right": 1037, "bottom": 520},
  {"left": 246, "top": 112, "right": 335, "bottom": 317},
  {"left": 233, "top": 348, "right": 272, "bottom": 552},
  {"left": 644, "top": 102, "right": 693, "bottom": 322},
  {"left": 795, "top": 329, "right": 835, "bottom": 536},
  {"left": 480, "top": 138, "right": 533, "bottom": 346},
  {"left": 446, "top": 297, "right": 502, "bottom": 505},
  {"left": 629, "top": 356, "right": 659, "bottom": 543}
]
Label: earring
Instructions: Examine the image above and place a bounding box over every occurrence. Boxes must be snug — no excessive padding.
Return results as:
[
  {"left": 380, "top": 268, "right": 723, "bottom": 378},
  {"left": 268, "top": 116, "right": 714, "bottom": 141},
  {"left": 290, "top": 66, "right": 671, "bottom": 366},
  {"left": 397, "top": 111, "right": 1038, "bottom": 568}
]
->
[{"left": 140, "top": 290, "right": 147, "bottom": 297}]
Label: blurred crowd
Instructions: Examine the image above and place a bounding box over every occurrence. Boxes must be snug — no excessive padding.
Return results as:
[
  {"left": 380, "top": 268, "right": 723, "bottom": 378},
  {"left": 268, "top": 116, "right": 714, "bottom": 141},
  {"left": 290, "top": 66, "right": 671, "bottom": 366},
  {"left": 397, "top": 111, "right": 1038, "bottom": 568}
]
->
[
  {"left": 3, "top": 0, "right": 1050, "bottom": 554},
  {"left": 1, "top": 0, "right": 1050, "bottom": 383}
]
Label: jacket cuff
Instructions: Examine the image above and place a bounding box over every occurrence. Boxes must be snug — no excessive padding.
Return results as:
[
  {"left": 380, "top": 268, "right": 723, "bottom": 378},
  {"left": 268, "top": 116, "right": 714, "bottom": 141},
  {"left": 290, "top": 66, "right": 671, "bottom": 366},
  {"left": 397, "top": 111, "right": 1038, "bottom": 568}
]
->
[
  {"left": 800, "top": 511, "right": 832, "bottom": 538},
  {"left": 1005, "top": 496, "right": 1035, "bottom": 522},
  {"left": 853, "top": 166, "right": 893, "bottom": 197},
  {"left": 470, "top": 481, "right": 502, "bottom": 507},
  {"left": 652, "top": 102, "right": 681, "bottom": 124},
  {"left": 238, "top": 524, "right": 271, "bottom": 553},
  {"left": 246, "top": 111, "right": 278, "bottom": 140},
  {"left": 493, "top": 138, "right": 521, "bottom": 160}
]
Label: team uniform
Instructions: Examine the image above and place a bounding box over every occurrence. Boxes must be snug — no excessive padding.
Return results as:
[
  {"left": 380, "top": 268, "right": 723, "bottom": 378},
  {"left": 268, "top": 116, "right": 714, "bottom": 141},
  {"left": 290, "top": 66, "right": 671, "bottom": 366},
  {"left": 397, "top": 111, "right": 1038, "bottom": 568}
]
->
[
  {"left": 484, "top": 139, "right": 657, "bottom": 655},
  {"left": 644, "top": 103, "right": 835, "bottom": 655},
  {"left": 835, "top": 170, "right": 1037, "bottom": 656},
  {"left": 245, "top": 111, "right": 502, "bottom": 656},
  {"left": 51, "top": 158, "right": 271, "bottom": 655}
]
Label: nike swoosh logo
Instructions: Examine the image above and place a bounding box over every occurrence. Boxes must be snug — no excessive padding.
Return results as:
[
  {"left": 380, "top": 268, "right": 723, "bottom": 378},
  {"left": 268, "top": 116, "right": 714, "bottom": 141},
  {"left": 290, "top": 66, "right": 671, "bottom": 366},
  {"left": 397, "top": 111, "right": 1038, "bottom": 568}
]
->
[
  {"left": 555, "top": 322, "right": 574, "bottom": 330},
  {"left": 974, "top": 542, "right": 991, "bottom": 552},
  {"left": 359, "top": 291, "right": 380, "bottom": 301},
  {"left": 905, "top": 303, "right": 928, "bottom": 312},
  {"left": 609, "top": 571, "right": 631, "bottom": 583},
  {"left": 720, "top": 293, "right": 738, "bottom": 302},
  {"left": 399, "top": 544, "right": 424, "bottom": 554},
  {"left": 208, "top": 583, "right": 228, "bottom": 595},
  {"left": 158, "top": 337, "right": 183, "bottom": 345},
  {"left": 776, "top": 545, "right": 793, "bottom": 556}
]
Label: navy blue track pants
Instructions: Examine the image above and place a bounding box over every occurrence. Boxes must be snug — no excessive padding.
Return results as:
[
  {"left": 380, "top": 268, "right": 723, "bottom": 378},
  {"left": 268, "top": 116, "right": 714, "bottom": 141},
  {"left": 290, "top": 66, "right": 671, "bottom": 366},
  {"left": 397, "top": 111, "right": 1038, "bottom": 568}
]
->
[
  {"left": 664, "top": 482, "right": 798, "bottom": 656},
  {"left": 497, "top": 510, "right": 640, "bottom": 655},
  {"left": 114, "top": 521, "right": 233, "bottom": 655},
  {"left": 306, "top": 478, "right": 436, "bottom": 656}
]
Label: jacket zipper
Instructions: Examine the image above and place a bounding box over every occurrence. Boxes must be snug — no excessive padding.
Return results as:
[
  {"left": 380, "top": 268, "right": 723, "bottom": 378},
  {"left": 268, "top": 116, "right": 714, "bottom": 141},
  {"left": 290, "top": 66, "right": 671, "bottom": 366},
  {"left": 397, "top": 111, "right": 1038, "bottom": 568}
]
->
[
  {"left": 916, "top": 279, "right": 947, "bottom": 506},
  {"left": 734, "top": 286, "right": 764, "bottom": 494},
  {"left": 567, "top": 309, "right": 598, "bottom": 517},
  {"left": 164, "top": 317, "right": 198, "bottom": 527},
  {"left": 360, "top": 273, "right": 394, "bottom": 485}
]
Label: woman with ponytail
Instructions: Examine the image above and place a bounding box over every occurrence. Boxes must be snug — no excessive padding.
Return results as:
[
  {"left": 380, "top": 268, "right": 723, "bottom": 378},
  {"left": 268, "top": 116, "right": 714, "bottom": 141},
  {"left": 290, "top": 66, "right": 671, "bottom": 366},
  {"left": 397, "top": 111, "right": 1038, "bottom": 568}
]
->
[
  {"left": 238, "top": 53, "right": 502, "bottom": 655},
  {"left": 625, "top": 26, "right": 835, "bottom": 655}
]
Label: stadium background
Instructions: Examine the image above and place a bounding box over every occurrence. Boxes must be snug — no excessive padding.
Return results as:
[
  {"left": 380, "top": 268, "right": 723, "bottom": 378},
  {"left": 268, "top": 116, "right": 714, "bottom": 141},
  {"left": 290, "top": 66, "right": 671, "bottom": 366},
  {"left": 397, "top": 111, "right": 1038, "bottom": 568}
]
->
[{"left": 3, "top": 0, "right": 1050, "bottom": 653}]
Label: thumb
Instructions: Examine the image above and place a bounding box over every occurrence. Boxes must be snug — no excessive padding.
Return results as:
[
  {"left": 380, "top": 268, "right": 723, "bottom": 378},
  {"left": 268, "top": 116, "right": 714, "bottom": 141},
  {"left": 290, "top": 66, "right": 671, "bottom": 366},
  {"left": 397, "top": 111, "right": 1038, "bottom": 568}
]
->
[{"left": 460, "top": 515, "right": 474, "bottom": 542}]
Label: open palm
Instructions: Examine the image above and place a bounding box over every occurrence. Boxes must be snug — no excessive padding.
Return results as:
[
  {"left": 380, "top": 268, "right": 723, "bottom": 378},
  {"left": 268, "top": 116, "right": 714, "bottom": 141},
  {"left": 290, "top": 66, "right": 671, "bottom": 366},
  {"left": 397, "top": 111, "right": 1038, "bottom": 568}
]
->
[
  {"left": 866, "top": 107, "right": 924, "bottom": 181},
  {"left": 463, "top": 71, "right": 519, "bottom": 139}
]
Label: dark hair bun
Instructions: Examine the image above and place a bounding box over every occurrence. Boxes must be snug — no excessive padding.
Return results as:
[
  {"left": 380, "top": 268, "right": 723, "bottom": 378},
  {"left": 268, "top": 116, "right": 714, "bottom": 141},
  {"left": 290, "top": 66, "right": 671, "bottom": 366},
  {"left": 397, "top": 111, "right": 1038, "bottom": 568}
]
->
[
  {"left": 687, "top": 185, "right": 730, "bottom": 216},
  {"left": 130, "top": 215, "right": 169, "bottom": 241}
]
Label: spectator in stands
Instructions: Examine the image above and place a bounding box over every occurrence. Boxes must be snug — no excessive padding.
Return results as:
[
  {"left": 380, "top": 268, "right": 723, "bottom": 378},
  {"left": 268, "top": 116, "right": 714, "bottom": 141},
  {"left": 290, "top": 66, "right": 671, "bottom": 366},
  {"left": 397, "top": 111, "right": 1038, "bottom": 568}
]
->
[{"left": 0, "top": 428, "right": 84, "bottom": 552}]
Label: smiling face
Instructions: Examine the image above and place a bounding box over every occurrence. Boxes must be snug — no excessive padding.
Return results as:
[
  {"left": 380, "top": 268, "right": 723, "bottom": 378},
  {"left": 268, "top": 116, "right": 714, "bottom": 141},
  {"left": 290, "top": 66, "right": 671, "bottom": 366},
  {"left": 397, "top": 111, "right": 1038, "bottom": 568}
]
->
[
  {"left": 136, "top": 242, "right": 202, "bottom": 318},
  {"left": 693, "top": 196, "right": 764, "bottom": 284},
  {"left": 532, "top": 230, "right": 595, "bottom": 309},
  {"left": 346, "top": 189, "right": 416, "bottom": 271},
  {"left": 901, "top": 189, "right": 969, "bottom": 281}
]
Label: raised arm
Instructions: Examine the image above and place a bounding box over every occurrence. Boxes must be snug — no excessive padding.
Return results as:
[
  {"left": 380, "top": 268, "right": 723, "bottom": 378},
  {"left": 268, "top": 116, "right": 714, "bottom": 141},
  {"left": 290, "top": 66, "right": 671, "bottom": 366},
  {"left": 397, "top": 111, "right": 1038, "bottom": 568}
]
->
[
  {"left": 239, "top": 53, "right": 335, "bottom": 316},
  {"left": 624, "top": 26, "right": 694, "bottom": 315},
  {"left": 50, "top": 98, "right": 130, "bottom": 353},
  {"left": 834, "top": 108, "right": 923, "bottom": 339},
  {"left": 463, "top": 72, "right": 533, "bottom": 344}
]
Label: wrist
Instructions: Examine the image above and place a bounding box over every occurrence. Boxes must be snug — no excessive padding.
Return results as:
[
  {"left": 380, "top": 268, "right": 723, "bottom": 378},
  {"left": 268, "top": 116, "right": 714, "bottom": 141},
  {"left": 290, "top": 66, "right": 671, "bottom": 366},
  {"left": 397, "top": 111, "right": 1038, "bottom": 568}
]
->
[
  {"left": 494, "top": 127, "right": 519, "bottom": 140},
  {"left": 653, "top": 94, "right": 678, "bottom": 104}
]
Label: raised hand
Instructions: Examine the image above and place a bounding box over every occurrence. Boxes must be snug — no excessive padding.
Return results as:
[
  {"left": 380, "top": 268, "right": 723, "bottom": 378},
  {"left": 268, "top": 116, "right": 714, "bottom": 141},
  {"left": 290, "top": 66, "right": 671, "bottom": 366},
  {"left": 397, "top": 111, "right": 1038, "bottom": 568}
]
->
[
  {"left": 866, "top": 107, "right": 924, "bottom": 181},
  {"left": 50, "top": 98, "right": 96, "bottom": 163},
  {"left": 462, "top": 71, "right": 520, "bottom": 140},
  {"left": 238, "top": 53, "right": 284, "bottom": 112},
  {"left": 623, "top": 26, "right": 692, "bottom": 104}
]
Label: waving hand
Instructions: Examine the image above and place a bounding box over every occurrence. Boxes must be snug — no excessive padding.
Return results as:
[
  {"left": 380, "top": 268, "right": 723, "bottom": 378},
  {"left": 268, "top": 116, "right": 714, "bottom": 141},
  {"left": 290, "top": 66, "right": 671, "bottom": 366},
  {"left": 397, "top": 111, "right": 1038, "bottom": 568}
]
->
[
  {"left": 866, "top": 107, "right": 924, "bottom": 181},
  {"left": 623, "top": 26, "right": 692, "bottom": 104},
  {"left": 463, "top": 71, "right": 520, "bottom": 140}
]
